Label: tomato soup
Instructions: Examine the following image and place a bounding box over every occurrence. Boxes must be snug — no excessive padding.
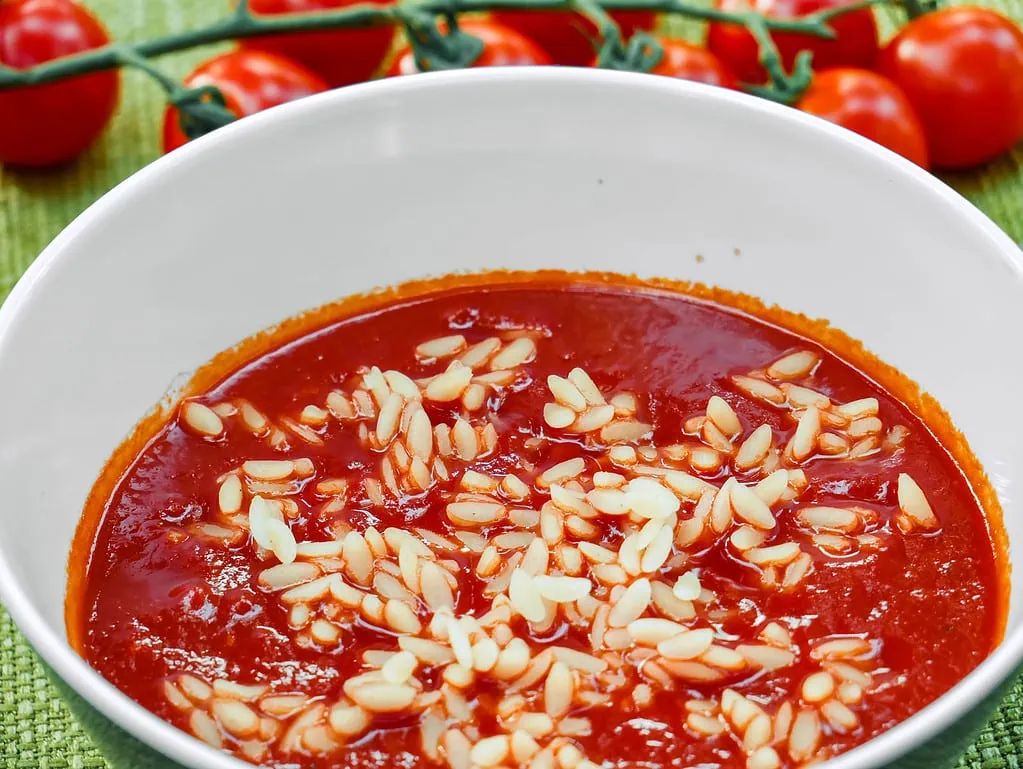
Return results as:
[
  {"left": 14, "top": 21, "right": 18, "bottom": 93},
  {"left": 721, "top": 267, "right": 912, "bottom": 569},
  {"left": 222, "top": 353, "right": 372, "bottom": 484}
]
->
[{"left": 69, "top": 279, "right": 1005, "bottom": 769}]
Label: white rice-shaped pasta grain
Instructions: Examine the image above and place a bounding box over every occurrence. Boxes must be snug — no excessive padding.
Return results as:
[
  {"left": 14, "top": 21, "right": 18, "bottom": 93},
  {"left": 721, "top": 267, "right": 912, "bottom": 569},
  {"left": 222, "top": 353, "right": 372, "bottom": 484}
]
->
[
  {"left": 730, "top": 482, "right": 776, "bottom": 530},
  {"left": 801, "top": 671, "right": 836, "bottom": 703},
  {"left": 181, "top": 401, "right": 224, "bottom": 437},
  {"left": 687, "top": 712, "right": 727, "bottom": 736},
  {"left": 743, "top": 713, "right": 773, "bottom": 753},
  {"left": 493, "top": 638, "right": 532, "bottom": 680},
  {"left": 672, "top": 571, "right": 702, "bottom": 601},
  {"left": 626, "top": 617, "right": 687, "bottom": 646},
  {"left": 211, "top": 698, "right": 260, "bottom": 738},
  {"left": 189, "top": 709, "right": 224, "bottom": 748},
  {"left": 578, "top": 541, "right": 616, "bottom": 564},
  {"left": 791, "top": 406, "right": 821, "bottom": 461},
  {"left": 470, "top": 735, "right": 511, "bottom": 768},
  {"left": 737, "top": 643, "right": 795, "bottom": 670},
  {"left": 163, "top": 681, "right": 192, "bottom": 711},
  {"left": 838, "top": 681, "right": 865, "bottom": 704},
  {"left": 345, "top": 681, "right": 417, "bottom": 713},
  {"left": 837, "top": 397, "right": 879, "bottom": 419},
  {"left": 509, "top": 570, "right": 546, "bottom": 623},
  {"left": 537, "top": 458, "right": 586, "bottom": 488},
  {"left": 748, "top": 746, "right": 782, "bottom": 769},
  {"left": 783, "top": 553, "right": 814, "bottom": 587},
  {"left": 489, "top": 337, "right": 536, "bottom": 370},
  {"left": 734, "top": 424, "right": 773, "bottom": 471},
  {"left": 399, "top": 636, "right": 455, "bottom": 666},
  {"left": 798, "top": 506, "right": 860, "bottom": 532},
  {"left": 897, "top": 473, "right": 939, "bottom": 530},
  {"left": 534, "top": 575, "right": 592, "bottom": 603},
  {"left": 600, "top": 420, "right": 654, "bottom": 444},
  {"left": 848, "top": 416, "right": 884, "bottom": 438},
  {"left": 472, "top": 638, "right": 500, "bottom": 672},
  {"left": 443, "top": 729, "right": 473, "bottom": 769},
  {"left": 342, "top": 532, "right": 374, "bottom": 585},
  {"left": 788, "top": 709, "right": 822, "bottom": 761},
  {"left": 767, "top": 350, "right": 820, "bottom": 380},
  {"left": 651, "top": 581, "right": 696, "bottom": 621},
  {"left": 218, "top": 474, "right": 243, "bottom": 515},
  {"left": 700, "top": 643, "right": 746, "bottom": 672},
  {"left": 459, "top": 337, "right": 502, "bottom": 369},
  {"left": 608, "top": 578, "right": 651, "bottom": 628},
  {"left": 425, "top": 362, "right": 473, "bottom": 402},
  {"left": 746, "top": 542, "right": 801, "bottom": 567},
  {"left": 821, "top": 699, "right": 859, "bottom": 732},
  {"left": 824, "top": 661, "right": 873, "bottom": 688},
  {"left": 571, "top": 404, "right": 616, "bottom": 433},
  {"left": 811, "top": 637, "right": 872, "bottom": 661},
  {"left": 567, "top": 367, "right": 604, "bottom": 406},
  {"left": 420, "top": 561, "right": 456, "bottom": 611},
  {"left": 558, "top": 717, "right": 592, "bottom": 737},
  {"left": 551, "top": 646, "right": 608, "bottom": 673},
  {"left": 706, "top": 395, "right": 742, "bottom": 437},
  {"left": 258, "top": 695, "right": 309, "bottom": 720},
  {"left": 731, "top": 374, "right": 785, "bottom": 404},
  {"left": 657, "top": 628, "right": 715, "bottom": 661},
  {"left": 446, "top": 501, "right": 506, "bottom": 527},
  {"left": 639, "top": 525, "right": 674, "bottom": 574},
  {"left": 544, "top": 661, "right": 573, "bottom": 718},
  {"left": 258, "top": 562, "right": 320, "bottom": 591},
  {"left": 416, "top": 334, "right": 466, "bottom": 360}
]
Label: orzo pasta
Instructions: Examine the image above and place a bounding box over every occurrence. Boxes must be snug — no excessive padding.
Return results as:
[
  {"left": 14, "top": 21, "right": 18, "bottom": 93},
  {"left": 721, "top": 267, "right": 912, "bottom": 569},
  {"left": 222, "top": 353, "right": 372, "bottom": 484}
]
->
[{"left": 70, "top": 279, "right": 1006, "bottom": 769}]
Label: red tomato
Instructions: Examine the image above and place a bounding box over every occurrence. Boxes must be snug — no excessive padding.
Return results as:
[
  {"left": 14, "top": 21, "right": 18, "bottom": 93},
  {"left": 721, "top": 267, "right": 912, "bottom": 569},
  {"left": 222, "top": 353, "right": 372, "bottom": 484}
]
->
[
  {"left": 490, "top": 10, "right": 657, "bottom": 66},
  {"left": 240, "top": 0, "right": 394, "bottom": 87},
  {"left": 0, "top": 0, "right": 119, "bottom": 168},
  {"left": 878, "top": 7, "right": 1023, "bottom": 169},
  {"left": 646, "top": 38, "right": 736, "bottom": 88},
  {"left": 388, "top": 20, "right": 551, "bottom": 75},
  {"left": 162, "top": 50, "right": 328, "bottom": 153},
  {"left": 797, "top": 68, "right": 929, "bottom": 168},
  {"left": 707, "top": 0, "right": 878, "bottom": 84}
]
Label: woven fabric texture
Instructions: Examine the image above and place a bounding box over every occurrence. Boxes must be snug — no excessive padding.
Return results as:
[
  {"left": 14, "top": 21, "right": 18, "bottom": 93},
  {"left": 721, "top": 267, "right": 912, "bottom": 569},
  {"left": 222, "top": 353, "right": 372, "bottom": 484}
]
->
[{"left": 1, "top": 0, "right": 1022, "bottom": 766}]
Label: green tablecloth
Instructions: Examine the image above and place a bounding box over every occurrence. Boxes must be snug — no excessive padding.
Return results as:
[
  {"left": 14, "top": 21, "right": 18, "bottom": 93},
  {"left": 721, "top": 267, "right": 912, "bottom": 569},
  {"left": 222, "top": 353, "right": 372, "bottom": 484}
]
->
[{"left": 1, "top": 0, "right": 1022, "bottom": 766}]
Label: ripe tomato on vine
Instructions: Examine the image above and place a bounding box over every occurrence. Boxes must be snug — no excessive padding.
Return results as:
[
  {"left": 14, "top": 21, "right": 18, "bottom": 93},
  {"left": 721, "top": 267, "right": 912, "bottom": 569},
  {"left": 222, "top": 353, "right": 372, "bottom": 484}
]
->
[
  {"left": 162, "top": 50, "right": 328, "bottom": 153},
  {"left": 241, "top": 0, "right": 395, "bottom": 87},
  {"left": 878, "top": 7, "right": 1023, "bottom": 169},
  {"left": 388, "top": 20, "right": 552, "bottom": 75},
  {"left": 0, "top": 0, "right": 120, "bottom": 168},
  {"left": 707, "top": 0, "right": 878, "bottom": 84}
]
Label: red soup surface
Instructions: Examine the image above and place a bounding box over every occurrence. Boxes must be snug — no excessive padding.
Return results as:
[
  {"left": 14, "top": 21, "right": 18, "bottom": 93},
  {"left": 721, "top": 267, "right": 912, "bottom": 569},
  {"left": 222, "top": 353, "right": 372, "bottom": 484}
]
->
[{"left": 69, "top": 279, "right": 1006, "bottom": 769}]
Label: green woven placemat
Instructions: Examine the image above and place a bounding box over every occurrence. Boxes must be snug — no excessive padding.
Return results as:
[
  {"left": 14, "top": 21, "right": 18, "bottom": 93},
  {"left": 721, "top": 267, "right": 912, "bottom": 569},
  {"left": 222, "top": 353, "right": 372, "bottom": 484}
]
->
[{"left": 1, "top": 0, "right": 1022, "bottom": 766}]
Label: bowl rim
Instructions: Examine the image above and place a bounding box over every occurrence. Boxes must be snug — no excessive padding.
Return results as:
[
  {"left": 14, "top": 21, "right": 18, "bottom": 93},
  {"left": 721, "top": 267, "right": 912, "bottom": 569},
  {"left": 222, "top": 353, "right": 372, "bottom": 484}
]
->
[{"left": 0, "top": 66, "right": 1020, "bottom": 769}]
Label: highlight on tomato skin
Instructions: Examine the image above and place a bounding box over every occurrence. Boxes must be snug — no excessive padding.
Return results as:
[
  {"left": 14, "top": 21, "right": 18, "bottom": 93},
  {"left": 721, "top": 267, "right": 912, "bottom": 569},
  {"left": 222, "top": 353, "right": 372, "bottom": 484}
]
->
[
  {"left": 162, "top": 49, "right": 329, "bottom": 154},
  {"left": 877, "top": 6, "right": 1023, "bottom": 170},
  {"left": 240, "top": 0, "right": 395, "bottom": 88},
  {"left": 647, "top": 38, "right": 737, "bottom": 89},
  {"left": 387, "top": 19, "right": 552, "bottom": 76},
  {"left": 797, "top": 68, "right": 930, "bottom": 170},
  {"left": 490, "top": 10, "right": 657, "bottom": 66},
  {"left": 0, "top": 0, "right": 120, "bottom": 168},
  {"left": 706, "top": 0, "right": 879, "bottom": 85}
]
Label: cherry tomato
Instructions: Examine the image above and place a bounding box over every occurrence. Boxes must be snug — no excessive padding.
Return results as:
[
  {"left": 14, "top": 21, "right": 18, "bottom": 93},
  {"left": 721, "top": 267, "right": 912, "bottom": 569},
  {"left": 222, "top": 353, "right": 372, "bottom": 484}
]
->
[
  {"left": 707, "top": 0, "right": 878, "bottom": 84},
  {"left": 240, "top": 0, "right": 394, "bottom": 87},
  {"left": 490, "top": 10, "right": 657, "bottom": 66},
  {"left": 388, "top": 20, "right": 552, "bottom": 75},
  {"left": 162, "top": 50, "right": 328, "bottom": 154},
  {"left": 797, "top": 68, "right": 929, "bottom": 168},
  {"left": 0, "top": 0, "right": 119, "bottom": 168},
  {"left": 878, "top": 7, "right": 1023, "bottom": 169},
  {"left": 645, "top": 38, "right": 736, "bottom": 88}
]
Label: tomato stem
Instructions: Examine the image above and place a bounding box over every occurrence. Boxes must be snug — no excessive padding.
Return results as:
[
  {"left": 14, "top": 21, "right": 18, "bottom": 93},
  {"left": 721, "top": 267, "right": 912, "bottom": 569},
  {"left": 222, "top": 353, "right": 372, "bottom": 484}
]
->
[{"left": 0, "top": 0, "right": 887, "bottom": 90}]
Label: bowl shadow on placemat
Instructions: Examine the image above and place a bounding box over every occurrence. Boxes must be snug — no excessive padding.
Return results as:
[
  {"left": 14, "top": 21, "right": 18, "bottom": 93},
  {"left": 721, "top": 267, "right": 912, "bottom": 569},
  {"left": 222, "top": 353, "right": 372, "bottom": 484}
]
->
[{"left": 32, "top": 650, "right": 1023, "bottom": 769}]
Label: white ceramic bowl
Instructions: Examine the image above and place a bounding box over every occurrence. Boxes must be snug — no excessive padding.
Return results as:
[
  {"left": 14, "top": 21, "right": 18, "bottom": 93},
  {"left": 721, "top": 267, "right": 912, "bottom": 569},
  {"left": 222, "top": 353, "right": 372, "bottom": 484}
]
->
[{"left": 0, "top": 68, "right": 1020, "bottom": 769}]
